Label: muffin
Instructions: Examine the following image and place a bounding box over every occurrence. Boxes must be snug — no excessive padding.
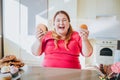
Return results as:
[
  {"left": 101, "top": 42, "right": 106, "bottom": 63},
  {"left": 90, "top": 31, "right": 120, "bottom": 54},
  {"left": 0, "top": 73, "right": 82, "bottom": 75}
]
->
[
  {"left": 10, "top": 66, "right": 19, "bottom": 77},
  {"left": 0, "top": 73, "right": 12, "bottom": 80},
  {"left": 37, "top": 23, "right": 48, "bottom": 32},
  {"left": 80, "top": 24, "right": 88, "bottom": 30},
  {"left": 1, "top": 66, "right": 10, "bottom": 73}
]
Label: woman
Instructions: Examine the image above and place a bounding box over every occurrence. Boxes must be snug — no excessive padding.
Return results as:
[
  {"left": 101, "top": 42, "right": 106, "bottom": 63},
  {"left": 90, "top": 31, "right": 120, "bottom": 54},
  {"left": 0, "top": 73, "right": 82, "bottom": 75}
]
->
[{"left": 31, "top": 10, "right": 93, "bottom": 69}]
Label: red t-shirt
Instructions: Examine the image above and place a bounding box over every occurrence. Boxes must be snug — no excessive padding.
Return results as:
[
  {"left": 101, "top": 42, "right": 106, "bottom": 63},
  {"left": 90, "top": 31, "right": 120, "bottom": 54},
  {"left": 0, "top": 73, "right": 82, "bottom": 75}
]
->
[{"left": 41, "top": 31, "right": 83, "bottom": 69}]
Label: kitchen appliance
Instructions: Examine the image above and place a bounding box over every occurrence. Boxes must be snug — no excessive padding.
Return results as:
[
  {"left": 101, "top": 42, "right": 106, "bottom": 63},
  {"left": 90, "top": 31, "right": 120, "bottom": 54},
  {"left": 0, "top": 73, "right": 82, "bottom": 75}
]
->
[{"left": 94, "top": 39, "right": 117, "bottom": 65}]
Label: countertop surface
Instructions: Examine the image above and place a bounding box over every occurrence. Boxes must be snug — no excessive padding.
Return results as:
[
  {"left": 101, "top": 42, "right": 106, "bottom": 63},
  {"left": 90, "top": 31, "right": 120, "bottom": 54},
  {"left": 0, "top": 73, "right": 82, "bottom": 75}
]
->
[{"left": 18, "top": 65, "right": 100, "bottom": 80}]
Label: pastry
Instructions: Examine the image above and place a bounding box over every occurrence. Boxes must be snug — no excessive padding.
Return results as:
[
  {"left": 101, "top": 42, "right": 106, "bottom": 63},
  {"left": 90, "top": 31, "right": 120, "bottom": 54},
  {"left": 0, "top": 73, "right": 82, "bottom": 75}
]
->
[
  {"left": 10, "top": 62, "right": 24, "bottom": 68},
  {"left": 1, "top": 66, "right": 10, "bottom": 73},
  {"left": 37, "top": 23, "right": 48, "bottom": 32},
  {"left": 0, "top": 63, "right": 10, "bottom": 69},
  {"left": 10, "top": 66, "right": 19, "bottom": 77},
  {"left": 80, "top": 24, "right": 88, "bottom": 30},
  {"left": 0, "top": 73, "right": 12, "bottom": 80},
  {"left": 0, "top": 55, "right": 24, "bottom": 69},
  {"left": 0, "top": 55, "right": 17, "bottom": 63}
]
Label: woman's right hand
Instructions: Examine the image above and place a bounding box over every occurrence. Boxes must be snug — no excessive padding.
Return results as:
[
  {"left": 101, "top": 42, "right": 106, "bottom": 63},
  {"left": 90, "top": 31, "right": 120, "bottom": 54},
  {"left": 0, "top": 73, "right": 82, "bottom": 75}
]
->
[
  {"left": 36, "top": 23, "right": 48, "bottom": 40},
  {"left": 36, "top": 29, "right": 46, "bottom": 40}
]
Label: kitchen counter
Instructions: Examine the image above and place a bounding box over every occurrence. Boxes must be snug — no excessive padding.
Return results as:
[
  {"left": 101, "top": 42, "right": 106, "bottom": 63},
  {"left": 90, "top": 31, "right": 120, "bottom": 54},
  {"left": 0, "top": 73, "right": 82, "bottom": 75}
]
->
[{"left": 18, "top": 65, "right": 100, "bottom": 80}]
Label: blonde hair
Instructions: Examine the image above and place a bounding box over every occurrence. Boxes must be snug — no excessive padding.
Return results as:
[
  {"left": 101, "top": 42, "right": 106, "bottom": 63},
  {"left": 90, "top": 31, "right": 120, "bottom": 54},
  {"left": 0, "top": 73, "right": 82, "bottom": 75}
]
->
[{"left": 52, "top": 10, "right": 73, "bottom": 50}]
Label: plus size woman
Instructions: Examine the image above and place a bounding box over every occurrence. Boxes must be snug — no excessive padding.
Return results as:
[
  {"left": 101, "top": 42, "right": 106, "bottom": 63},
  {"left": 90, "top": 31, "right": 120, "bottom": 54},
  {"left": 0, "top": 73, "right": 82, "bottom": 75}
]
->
[{"left": 31, "top": 10, "right": 93, "bottom": 69}]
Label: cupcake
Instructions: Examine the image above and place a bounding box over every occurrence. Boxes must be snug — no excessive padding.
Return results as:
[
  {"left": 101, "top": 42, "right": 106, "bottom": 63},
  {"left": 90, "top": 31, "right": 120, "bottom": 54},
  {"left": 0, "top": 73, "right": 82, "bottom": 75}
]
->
[
  {"left": 10, "top": 66, "right": 19, "bottom": 77},
  {"left": 0, "top": 73, "right": 12, "bottom": 80},
  {"left": 1, "top": 66, "right": 10, "bottom": 73}
]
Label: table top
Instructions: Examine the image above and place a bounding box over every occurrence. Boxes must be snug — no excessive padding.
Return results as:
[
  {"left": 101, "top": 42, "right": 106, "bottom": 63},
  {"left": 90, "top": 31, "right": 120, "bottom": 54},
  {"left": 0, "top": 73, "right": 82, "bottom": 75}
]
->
[{"left": 19, "top": 65, "right": 100, "bottom": 80}]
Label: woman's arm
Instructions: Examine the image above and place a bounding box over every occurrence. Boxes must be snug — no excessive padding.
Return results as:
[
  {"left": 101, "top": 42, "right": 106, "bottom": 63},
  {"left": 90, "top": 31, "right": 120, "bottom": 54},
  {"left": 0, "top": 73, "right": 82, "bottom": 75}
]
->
[
  {"left": 79, "top": 29, "right": 93, "bottom": 57},
  {"left": 81, "top": 38, "right": 93, "bottom": 57},
  {"left": 31, "top": 39, "right": 43, "bottom": 56},
  {"left": 31, "top": 24, "right": 48, "bottom": 56}
]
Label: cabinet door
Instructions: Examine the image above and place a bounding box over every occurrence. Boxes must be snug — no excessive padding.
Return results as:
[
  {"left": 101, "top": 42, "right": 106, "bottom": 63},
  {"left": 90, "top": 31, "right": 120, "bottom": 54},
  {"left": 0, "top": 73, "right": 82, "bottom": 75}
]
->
[
  {"left": 77, "top": 0, "right": 96, "bottom": 19},
  {"left": 96, "top": 0, "right": 120, "bottom": 16}
]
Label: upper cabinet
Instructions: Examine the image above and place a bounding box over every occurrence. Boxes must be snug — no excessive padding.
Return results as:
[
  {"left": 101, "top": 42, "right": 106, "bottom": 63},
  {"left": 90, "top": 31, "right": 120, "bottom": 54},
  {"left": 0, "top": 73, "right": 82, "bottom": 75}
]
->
[
  {"left": 96, "top": 0, "right": 120, "bottom": 16},
  {"left": 77, "top": 0, "right": 120, "bottom": 20},
  {"left": 96, "top": 0, "right": 120, "bottom": 21},
  {"left": 77, "top": 0, "right": 96, "bottom": 19}
]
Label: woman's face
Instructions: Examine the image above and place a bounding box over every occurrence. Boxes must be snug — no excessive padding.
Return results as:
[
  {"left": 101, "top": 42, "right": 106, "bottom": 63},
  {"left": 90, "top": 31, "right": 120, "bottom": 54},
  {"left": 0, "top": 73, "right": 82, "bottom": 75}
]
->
[{"left": 54, "top": 13, "right": 70, "bottom": 36}]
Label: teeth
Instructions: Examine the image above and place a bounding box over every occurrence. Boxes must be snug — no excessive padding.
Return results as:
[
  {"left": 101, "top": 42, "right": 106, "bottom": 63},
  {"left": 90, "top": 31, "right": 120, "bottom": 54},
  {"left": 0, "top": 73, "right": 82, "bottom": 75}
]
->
[{"left": 59, "top": 27, "right": 64, "bottom": 29}]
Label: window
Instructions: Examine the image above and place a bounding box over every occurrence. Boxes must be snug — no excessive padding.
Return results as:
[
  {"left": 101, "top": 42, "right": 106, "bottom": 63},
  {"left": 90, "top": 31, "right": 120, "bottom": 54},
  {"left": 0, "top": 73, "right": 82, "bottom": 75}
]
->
[{"left": 3, "top": 0, "right": 48, "bottom": 65}]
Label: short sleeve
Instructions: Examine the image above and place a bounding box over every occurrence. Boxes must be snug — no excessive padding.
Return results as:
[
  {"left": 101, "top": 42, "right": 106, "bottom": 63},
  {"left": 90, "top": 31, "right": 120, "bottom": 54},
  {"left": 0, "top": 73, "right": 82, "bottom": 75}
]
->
[
  {"left": 41, "top": 31, "right": 53, "bottom": 53},
  {"left": 71, "top": 31, "right": 82, "bottom": 54}
]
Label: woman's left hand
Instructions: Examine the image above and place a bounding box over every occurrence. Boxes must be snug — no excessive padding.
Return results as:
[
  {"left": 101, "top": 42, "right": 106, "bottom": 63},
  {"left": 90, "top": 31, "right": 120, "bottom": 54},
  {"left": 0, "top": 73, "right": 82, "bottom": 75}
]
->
[{"left": 79, "top": 29, "right": 89, "bottom": 40}]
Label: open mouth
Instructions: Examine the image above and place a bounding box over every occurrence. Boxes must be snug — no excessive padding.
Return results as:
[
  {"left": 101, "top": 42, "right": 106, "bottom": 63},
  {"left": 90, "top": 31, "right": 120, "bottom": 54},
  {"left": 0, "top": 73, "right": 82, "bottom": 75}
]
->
[{"left": 58, "top": 26, "right": 65, "bottom": 29}]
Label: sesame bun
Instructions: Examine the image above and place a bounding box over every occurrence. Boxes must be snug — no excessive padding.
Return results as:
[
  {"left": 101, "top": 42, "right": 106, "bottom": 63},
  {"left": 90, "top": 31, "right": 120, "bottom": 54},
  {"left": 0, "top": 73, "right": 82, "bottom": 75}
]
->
[
  {"left": 80, "top": 24, "right": 88, "bottom": 30},
  {"left": 37, "top": 24, "right": 47, "bottom": 32}
]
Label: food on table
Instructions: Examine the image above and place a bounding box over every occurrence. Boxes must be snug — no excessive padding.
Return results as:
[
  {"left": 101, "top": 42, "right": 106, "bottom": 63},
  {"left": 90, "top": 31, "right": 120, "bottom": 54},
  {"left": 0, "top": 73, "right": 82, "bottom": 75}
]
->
[
  {"left": 10, "top": 66, "right": 19, "bottom": 77},
  {"left": 0, "top": 55, "right": 24, "bottom": 68},
  {"left": 0, "top": 55, "right": 25, "bottom": 78},
  {"left": 1, "top": 66, "right": 10, "bottom": 73},
  {"left": 0, "top": 73, "right": 12, "bottom": 80},
  {"left": 0, "top": 55, "right": 17, "bottom": 63}
]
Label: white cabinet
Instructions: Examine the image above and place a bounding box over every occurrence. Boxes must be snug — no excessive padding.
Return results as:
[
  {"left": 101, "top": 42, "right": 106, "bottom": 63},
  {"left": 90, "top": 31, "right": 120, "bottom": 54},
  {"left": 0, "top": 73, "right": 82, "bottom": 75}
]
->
[
  {"left": 77, "top": 0, "right": 120, "bottom": 19},
  {"left": 96, "top": 0, "right": 120, "bottom": 16},
  {"left": 77, "top": 0, "right": 96, "bottom": 19}
]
